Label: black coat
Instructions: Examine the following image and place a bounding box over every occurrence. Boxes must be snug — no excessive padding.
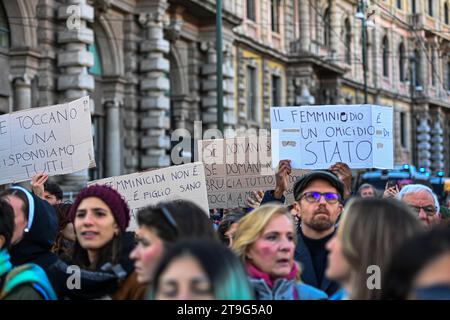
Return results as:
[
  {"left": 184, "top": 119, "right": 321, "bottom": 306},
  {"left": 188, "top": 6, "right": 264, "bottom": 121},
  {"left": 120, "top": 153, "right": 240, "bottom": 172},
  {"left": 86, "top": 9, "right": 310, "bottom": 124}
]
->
[{"left": 294, "top": 231, "right": 340, "bottom": 296}]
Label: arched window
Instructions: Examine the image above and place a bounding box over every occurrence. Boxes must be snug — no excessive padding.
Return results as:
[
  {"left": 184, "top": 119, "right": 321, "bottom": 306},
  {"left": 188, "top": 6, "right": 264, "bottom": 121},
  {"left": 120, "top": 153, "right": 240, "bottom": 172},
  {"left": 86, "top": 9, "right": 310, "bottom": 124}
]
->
[
  {"left": 0, "top": 3, "right": 10, "bottom": 48},
  {"left": 345, "top": 19, "right": 351, "bottom": 64},
  {"left": 88, "top": 40, "right": 103, "bottom": 76},
  {"left": 399, "top": 43, "right": 405, "bottom": 82},
  {"left": 323, "top": 7, "right": 331, "bottom": 47},
  {"left": 382, "top": 36, "right": 389, "bottom": 77},
  {"left": 88, "top": 37, "right": 104, "bottom": 180}
]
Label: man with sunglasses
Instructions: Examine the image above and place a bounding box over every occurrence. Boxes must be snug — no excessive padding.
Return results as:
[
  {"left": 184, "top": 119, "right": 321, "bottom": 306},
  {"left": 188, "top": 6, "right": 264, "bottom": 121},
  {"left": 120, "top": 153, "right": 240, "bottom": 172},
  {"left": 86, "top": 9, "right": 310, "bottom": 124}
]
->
[
  {"left": 397, "top": 184, "right": 442, "bottom": 228},
  {"left": 260, "top": 160, "right": 345, "bottom": 296}
]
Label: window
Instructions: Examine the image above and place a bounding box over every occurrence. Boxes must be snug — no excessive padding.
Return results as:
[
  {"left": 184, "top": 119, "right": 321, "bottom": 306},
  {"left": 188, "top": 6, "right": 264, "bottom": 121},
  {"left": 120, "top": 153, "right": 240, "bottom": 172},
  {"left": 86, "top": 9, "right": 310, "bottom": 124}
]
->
[
  {"left": 271, "top": 75, "right": 281, "bottom": 107},
  {"left": 431, "top": 48, "right": 435, "bottom": 86},
  {"left": 397, "top": 0, "right": 402, "bottom": 9},
  {"left": 247, "top": 0, "right": 256, "bottom": 21},
  {"left": 0, "top": 3, "right": 9, "bottom": 49},
  {"left": 247, "top": 66, "right": 257, "bottom": 122},
  {"left": 445, "top": 3, "right": 449, "bottom": 24},
  {"left": 88, "top": 38, "right": 104, "bottom": 180},
  {"left": 271, "top": 0, "right": 280, "bottom": 33},
  {"left": 400, "top": 112, "right": 407, "bottom": 148},
  {"left": 411, "top": 0, "right": 416, "bottom": 14},
  {"left": 323, "top": 7, "right": 331, "bottom": 47},
  {"left": 414, "top": 49, "right": 421, "bottom": 87},
  {"left": 345, "top": 19, "right": 351, "bottom": 65},
  {"left": 88, "top": 40, "right": 103, "bottom": 76},
  {"left": 382, "top": 36, "right": 389, "bottom": 77},
  {"left": 447, "top": 61, "right": 450, "bottom": 90},
  {"left": 428, "top": 0, "right": 433, "bottom": 16},
  {"left": 399, "top": 43, "right": 406, "bottom": 82},
  {"left": 90, "top": 115, "right": 105, "bottom": 180}
]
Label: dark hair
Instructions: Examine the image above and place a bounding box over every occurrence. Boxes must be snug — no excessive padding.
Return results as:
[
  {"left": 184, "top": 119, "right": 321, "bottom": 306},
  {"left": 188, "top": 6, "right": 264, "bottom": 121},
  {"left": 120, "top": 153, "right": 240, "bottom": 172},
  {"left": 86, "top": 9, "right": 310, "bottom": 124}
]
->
[
  {"left": 218, "top": 212, "right": 246, "bottom": 245},
  {"left": 381, "top": 227, "right": 450, "bottom": 300},
  {"left": 44, "top": 181, "right": 63, "bottom": 200},
  {"left": 0, "top": 188, "right": 29, "bottom": 220},
  {"left": 71, "top": 234, "right": 122, "bottom": 271},
  {"left": 0, "top": 198, "right": 15, "bottom": 249},
  {"left": 53, "top": 202, "right": 72, "bottom": 230},
  {"left": 52, "top": 202, "right": 73, "bottom": 256},
  {"left": 136, "top": 200, "right": 218, "bottom": 244},
  {"left": 148, "top": 240, "right": 253, "bottom": 300}
]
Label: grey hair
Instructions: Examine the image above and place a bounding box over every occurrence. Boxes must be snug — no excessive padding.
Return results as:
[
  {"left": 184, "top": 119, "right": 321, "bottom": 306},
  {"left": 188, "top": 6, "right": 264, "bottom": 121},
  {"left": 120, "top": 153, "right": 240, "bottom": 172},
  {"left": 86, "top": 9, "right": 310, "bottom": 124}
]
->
[
  {"left": 357, "top": 183, "right": 376, "bottom": 194},
  {"left": 397, "top": 184, "right": 440, "bottom": 213}
]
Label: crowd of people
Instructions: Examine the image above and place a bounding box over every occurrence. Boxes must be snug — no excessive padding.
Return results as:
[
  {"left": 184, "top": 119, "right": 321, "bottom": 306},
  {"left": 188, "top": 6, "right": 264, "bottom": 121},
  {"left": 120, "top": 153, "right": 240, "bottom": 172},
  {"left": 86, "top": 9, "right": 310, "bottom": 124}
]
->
[{"left": 0, "top": 162, "right": 449, "bottom": 300}]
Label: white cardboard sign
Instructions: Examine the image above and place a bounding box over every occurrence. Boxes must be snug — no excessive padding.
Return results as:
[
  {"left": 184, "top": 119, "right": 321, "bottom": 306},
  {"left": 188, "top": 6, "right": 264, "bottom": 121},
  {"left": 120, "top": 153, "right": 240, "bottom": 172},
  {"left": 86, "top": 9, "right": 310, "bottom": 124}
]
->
[
  {"left": 89, "top": 162, "right": 210, "bottom": 231},
  {"left": 198, "top": 137, "right": 308, "bottom": 209},
  {"left": 270, "top": 105, "right": 393, "bottom": 169},
  {"left": 0, "top": 96, "right": 95, "bottom": 185}
]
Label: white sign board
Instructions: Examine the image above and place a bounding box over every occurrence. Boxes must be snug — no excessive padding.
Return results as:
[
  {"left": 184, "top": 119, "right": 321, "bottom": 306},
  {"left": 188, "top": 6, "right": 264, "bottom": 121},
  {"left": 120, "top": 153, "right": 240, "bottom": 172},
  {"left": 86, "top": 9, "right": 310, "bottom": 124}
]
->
[
  {"left": 89, "top": 162, "right": 209, "bottom": 231},
  {"left": 0, "top": 96, "right": 95, "bottom": 185},
  {"left": 270, "top": 105, "right": 393, "bottom": 169},
  {"left": 198, "top": 137, "right": 308, "bottom": 209}
]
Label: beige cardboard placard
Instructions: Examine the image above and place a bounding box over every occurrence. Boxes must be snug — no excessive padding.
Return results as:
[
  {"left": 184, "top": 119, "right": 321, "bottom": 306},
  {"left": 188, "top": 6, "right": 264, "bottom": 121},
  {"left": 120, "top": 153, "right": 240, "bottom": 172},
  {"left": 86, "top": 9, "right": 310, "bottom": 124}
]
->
[
  {"left": 89, "top": 162, "right": 209, "bottom": 231},
  {"left": 0, "top": 96, "right": 95, "bottom": 185},
  {"left": 198, "top": 137, "right": 308, "bottom": 209}
]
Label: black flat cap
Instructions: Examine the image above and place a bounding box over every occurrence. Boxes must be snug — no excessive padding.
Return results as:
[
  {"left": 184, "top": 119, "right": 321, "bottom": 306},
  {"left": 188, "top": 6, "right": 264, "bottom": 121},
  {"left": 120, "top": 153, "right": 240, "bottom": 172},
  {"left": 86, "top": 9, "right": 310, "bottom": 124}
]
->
[{"left": 293, "top": 170, "right": 345, "bottom": 201}]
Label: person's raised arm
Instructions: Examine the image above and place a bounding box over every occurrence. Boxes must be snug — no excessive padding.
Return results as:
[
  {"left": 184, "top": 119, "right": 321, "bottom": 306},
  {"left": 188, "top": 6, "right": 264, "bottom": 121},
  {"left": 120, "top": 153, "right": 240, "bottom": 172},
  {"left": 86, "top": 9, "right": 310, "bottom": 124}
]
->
[
  {"left": 329, "top": 162, "right": 352, "bottom": 200},
  {"left": 30, "top": 172, "right": 49, "bottom": 200}
]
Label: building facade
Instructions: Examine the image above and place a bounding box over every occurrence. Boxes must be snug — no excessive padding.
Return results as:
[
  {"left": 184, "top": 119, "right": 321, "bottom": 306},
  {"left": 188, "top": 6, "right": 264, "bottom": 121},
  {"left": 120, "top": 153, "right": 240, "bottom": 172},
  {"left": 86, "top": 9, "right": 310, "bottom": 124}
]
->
[{"left": 0, "top": 0, "right": 449, "bottom": 191}]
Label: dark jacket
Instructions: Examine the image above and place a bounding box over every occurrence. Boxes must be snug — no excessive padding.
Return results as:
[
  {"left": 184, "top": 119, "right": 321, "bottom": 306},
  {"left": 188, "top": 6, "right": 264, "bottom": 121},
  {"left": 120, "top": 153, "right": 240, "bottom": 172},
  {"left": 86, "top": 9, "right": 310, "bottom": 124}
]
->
[
  {"left": 49, "top": 232, "right": 136, "bottom": 300},
  {"left": 261, "top": 190, "right": 285, "bottom": 205},
  {"left": 295, "top": 230, "right": 340, "bottom": 296},
  {"left": 9, "top": 193, "right": 58, "bottom": 275}
]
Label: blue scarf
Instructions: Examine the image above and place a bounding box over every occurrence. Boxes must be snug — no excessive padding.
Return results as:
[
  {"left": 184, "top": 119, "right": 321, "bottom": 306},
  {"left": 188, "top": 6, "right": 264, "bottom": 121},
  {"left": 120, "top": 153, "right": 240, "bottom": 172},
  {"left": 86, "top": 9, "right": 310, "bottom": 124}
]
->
[{"left": 0, "top": 249, "right": 13, "bottom": 279}]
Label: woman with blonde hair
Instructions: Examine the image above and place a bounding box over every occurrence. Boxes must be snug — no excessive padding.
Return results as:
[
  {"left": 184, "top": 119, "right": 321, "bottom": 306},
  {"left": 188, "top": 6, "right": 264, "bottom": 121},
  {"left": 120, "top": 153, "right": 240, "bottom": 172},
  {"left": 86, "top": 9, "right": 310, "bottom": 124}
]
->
[
  {"left": 232, "top": 204, "right": 327, "bottom": 300},
  {"left": 325, "top": 197, "right": 423, "bottom": 300}
]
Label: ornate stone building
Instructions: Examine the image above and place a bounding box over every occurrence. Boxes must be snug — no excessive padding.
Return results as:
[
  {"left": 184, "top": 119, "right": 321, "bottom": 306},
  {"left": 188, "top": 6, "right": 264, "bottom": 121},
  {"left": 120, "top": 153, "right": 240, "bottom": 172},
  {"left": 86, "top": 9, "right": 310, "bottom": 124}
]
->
[{"left": 0, "top": 0, "right": 449, "bottom": 191}]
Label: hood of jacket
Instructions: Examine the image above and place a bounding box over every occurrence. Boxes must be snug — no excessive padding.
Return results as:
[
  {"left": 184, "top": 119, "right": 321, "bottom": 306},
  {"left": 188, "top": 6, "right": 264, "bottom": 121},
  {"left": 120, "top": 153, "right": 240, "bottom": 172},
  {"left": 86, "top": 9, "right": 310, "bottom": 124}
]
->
[{"left": 9, "top": 191, "right": 58, "bottom": 271}]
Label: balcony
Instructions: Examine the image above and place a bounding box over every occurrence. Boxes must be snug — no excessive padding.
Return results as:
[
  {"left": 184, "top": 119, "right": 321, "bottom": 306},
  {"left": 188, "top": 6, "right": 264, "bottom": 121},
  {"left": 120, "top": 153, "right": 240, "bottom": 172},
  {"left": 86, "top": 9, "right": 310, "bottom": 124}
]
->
[
  {"left": 170, "top": 0, "right": 242, "bottom": 26},
  {"left": 408, "top": 13, "right": 424, "bottom": 30}
]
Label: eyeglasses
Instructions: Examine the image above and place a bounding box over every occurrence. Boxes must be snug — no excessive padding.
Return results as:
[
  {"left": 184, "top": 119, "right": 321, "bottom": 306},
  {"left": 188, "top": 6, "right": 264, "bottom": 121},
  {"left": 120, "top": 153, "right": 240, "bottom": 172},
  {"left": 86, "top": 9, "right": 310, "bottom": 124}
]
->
[
  {"left": 160, "top": 205, "right": 178, "bottom": 235},
  {"left": 300, "top": 192, "right": 340, "bottom": 204},
  {"left": 408, "top": 205, "right": 437, "bottom": 217}
]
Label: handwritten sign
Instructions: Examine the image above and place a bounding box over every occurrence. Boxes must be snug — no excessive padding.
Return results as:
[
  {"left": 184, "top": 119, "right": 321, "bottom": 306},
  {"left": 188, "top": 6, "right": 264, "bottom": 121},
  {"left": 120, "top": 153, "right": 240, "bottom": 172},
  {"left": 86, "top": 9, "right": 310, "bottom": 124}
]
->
[
  {"left": 199, "top": 137, "right": 308, "bottom": 209},
  {"left": 270, "top": 105, "right": 393, "bottom": 169},
  {"left": 0, "top": 97, "right": 95, "bottom": 185},
  {"left": 89, "top": 162, "right": 209, "bottom": 231}
]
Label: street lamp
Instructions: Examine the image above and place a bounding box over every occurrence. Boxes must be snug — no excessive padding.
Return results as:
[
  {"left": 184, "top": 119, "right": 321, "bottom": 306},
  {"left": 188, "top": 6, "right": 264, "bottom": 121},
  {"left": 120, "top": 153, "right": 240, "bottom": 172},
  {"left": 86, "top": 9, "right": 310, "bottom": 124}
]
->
[
  {"left": 216, "top": 0, "right": 224, "bottom": 134},
  {"left": 355, "top": 0, "right": 371, "bottom": 104}
]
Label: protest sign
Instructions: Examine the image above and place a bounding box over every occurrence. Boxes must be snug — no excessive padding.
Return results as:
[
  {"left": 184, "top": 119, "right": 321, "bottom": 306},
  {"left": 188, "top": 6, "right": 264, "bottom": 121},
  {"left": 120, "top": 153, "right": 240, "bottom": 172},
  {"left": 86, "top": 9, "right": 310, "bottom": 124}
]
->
[
  {"left": 89, "top": 162, "right": 209, "bottom": 231},
  {"left": 270, "top": 105, "right": 393, "bottom": 170},
  {"left": 198, "top": 137, "right": 307, "bottom": 209},
  {"left": 0, "top": 96, "right": 95, "bottom": 185}
]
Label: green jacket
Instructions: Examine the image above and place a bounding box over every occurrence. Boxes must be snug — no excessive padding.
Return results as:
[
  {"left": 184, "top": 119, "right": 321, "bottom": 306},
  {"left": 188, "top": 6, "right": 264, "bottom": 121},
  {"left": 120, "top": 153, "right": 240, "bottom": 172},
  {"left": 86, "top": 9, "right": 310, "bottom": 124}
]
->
[{"left": 0, "top": 249, "right": 57, "bottom": 300}]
